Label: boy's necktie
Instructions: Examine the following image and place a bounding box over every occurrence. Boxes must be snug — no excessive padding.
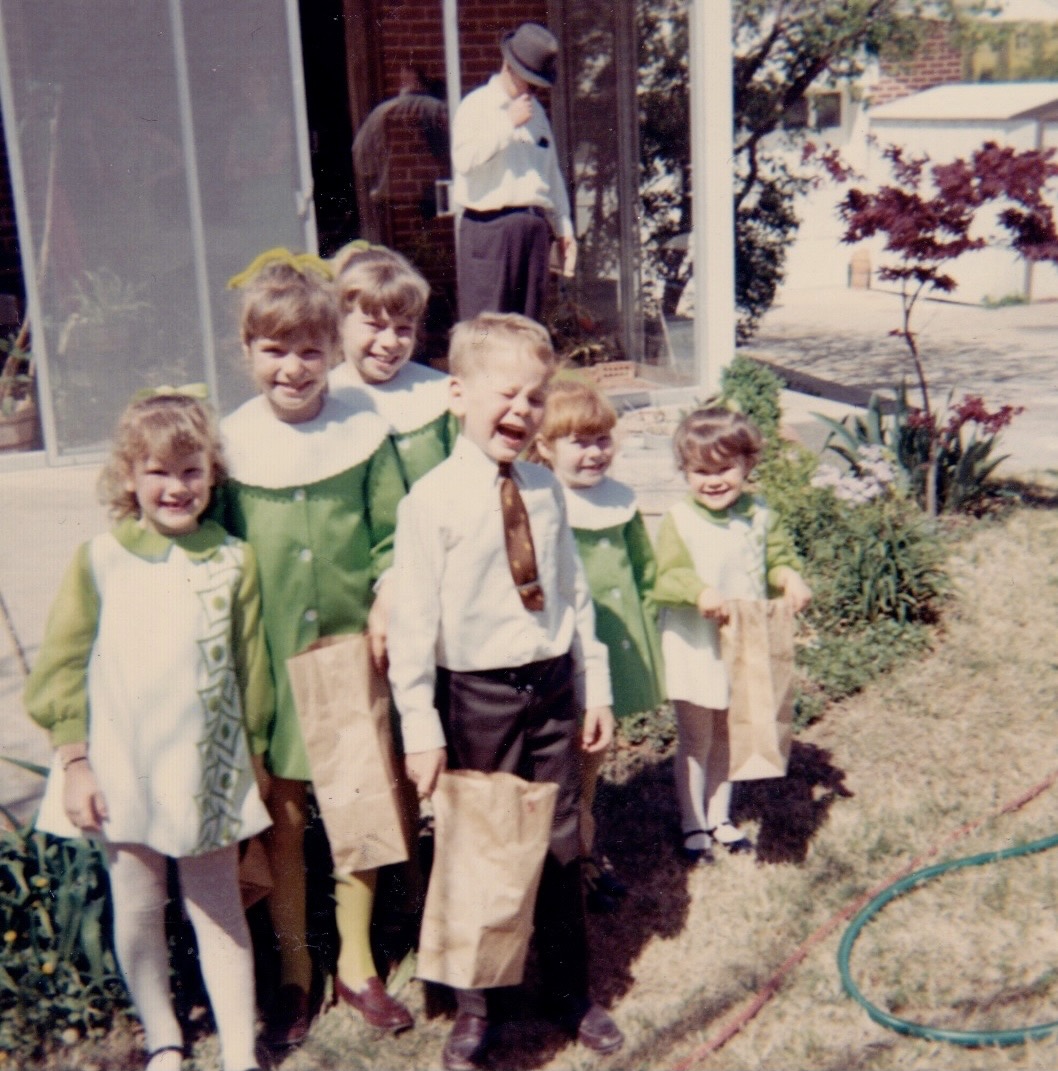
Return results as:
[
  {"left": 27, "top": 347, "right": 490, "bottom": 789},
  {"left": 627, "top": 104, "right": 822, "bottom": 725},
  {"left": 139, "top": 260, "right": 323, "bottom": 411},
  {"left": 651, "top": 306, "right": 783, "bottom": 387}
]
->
[{"left": 498, "top": 462, "right": 545, "bottom": 611}]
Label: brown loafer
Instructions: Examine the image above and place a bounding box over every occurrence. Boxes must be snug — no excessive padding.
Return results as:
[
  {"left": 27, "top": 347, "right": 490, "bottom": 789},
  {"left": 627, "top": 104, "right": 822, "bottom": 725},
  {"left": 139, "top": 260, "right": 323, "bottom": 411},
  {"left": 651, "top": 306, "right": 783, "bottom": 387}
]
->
[
  {"left": 441, "top": 1012, "right": 489, "bottom": 1071},
  {"left": 264, "top": 982, "right": 320, "bottom": 1048},
  {"left": 334, "top": 975, "right": 414, "bottom": 1033}
]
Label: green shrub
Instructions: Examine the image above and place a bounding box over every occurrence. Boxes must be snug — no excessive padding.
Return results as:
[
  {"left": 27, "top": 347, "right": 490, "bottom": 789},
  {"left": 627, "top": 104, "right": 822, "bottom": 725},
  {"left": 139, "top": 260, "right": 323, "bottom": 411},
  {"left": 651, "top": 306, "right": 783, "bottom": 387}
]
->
[
  {"left": 0, "top": 801, "right": 130, "bottom": 1063},
  {"left": 718, "top": 353, "right": 783, "bottom": 442}
]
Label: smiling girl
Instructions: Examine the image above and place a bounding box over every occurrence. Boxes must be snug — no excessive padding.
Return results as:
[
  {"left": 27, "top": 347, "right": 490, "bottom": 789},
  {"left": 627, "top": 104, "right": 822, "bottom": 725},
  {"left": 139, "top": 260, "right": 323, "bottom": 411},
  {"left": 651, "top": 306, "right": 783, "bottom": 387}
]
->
[
  {"left": 654, "top": 407, "right": 811, "bottom": 865},
  {"left": 216, "top": 253, "right": 412, "bottom": 1045},
  {"left": 26, "top": 391, "right": 271, "bottom": 1071}
]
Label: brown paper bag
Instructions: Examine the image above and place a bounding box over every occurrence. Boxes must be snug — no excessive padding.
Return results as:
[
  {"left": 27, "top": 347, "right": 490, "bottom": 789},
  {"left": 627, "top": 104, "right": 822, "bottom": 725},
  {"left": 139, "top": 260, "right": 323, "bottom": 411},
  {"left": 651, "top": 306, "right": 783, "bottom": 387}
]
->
[
  {"left": 720, "top": 598, "right": 795, "bottom": 781},
  {"left": 417, "top": 770, "right": 558, "bottom": 990},
  {"left": 238, "top": 834, "right": 273, "bottom": 909},
  {"left": 286, "top": 633, "right": 410, "bottom": 874}
]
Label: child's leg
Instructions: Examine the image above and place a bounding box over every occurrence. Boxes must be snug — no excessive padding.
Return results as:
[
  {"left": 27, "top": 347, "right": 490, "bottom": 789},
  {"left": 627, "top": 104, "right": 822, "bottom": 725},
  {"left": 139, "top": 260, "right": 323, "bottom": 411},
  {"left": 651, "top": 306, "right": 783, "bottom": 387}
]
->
[
  {"left": 334, "top": 869, "right": 377, "bottom": 987},
  {"left": 263, "top": 776, "right": 313, "bottom": 993},
  {"left": 705, "top": 708, "right": 733, "bottom": 831},
  {"left": 105, "top": 843, "right": 183, "bottom": 1067},
  {"left": 332, "top": 868, "right": 413, "bottom": 1030},
  {"left": 178, "top": 845, "right": 258, "bottom": 1071},
  {"left": 673, "top": 700, "right": 715, "bottom": 844}
]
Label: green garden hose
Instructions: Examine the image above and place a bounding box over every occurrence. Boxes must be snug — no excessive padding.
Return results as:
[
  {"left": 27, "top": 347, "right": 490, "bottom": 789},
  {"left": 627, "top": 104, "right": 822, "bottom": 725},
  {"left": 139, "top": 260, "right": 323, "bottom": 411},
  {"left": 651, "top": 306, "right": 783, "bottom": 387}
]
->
[{"left": 838, "top": 831, "right": 1058, "bottom": 1047}]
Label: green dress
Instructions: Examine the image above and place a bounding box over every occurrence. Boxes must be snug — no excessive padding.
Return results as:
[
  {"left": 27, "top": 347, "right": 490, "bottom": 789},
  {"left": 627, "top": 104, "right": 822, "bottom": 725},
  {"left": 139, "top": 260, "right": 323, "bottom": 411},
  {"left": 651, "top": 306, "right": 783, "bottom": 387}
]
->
[
  {"left": 330, "top": 360, "right": 459, "bottom": 488},
  {"left": 216, "top": 393, "right": 404, "bottom": 780},
  {"left": 564, "top": 476, "right": 665, "bottom": 719}
]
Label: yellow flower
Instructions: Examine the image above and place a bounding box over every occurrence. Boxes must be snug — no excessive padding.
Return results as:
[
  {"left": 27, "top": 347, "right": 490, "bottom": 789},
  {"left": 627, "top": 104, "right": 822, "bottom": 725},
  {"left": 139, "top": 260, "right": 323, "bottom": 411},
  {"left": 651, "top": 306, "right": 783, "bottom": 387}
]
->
[
  {"left": 2, "top": 930, "right": 14, "bottom": 943},
  {"left": 31, "top": 876, "right": 48, "bottom": 888},
  {"left": 41, "top": 960, "right": 55, "bottom": 975}
]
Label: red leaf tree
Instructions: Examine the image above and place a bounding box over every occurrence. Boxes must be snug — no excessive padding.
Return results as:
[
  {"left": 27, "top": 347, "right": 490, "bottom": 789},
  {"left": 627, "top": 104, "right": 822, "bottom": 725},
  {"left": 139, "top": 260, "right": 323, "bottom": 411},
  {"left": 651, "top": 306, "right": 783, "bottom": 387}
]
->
[{"left": 837, "top": 140, "right": 1058, "bottom": 513}]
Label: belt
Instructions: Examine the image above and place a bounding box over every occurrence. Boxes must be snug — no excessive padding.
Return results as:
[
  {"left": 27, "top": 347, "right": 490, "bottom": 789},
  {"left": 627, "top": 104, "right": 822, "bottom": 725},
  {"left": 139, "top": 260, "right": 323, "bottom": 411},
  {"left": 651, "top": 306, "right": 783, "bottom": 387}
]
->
[{"left": 462, "top": 205, "right": 546, "bottom": 223}]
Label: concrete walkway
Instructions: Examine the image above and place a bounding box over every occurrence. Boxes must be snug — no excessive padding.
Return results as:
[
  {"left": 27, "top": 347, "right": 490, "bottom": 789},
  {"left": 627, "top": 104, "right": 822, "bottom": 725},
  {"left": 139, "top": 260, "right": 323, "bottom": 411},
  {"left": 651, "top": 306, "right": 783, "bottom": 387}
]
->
[{"left": 2, "top": 285, "right": 1055, "bottom": 823}]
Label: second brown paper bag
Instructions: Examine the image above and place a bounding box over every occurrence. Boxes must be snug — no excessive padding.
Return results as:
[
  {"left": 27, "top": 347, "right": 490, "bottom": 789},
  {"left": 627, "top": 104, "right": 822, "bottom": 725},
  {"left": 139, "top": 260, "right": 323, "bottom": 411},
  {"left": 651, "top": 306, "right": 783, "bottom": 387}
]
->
[
  {"left": 417, "top": 770, "right": 557, "bottom": 990},
  {"left": 286, "top": 633, "right": 410, "bottom": 875},
  {"left": 720, "top": 597, "right": 795, "bottom": 781}
]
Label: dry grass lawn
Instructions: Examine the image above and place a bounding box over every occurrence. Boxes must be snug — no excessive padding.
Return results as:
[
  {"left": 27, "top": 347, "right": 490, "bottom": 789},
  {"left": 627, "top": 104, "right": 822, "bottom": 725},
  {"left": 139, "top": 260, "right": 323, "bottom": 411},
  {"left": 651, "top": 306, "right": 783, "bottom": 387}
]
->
[{"left": 48, "top": 504, "right": 1058, "bottom": 1071}]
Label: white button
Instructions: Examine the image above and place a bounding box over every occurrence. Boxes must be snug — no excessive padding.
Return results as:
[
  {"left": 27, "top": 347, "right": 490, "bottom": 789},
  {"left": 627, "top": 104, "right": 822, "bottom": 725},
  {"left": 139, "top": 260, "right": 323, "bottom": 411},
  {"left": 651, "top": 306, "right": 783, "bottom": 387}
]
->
[
  {"left": 304, "top": 609, "right": 318, "bottom": 623},
  {"left": 622, "top": 639, "right": 632, "bottom": 650},
  {"left": 611, "top": 588, "right": 622, "bottom": 599},
  {"left": 299, "top": 548, "right": 313, "bottom": 563},
  {"left": 292, "top": 488, "right": 306, "bottom": 502},
  {"left": 599, "top": 537, "right": 610, "bottom": 548}
]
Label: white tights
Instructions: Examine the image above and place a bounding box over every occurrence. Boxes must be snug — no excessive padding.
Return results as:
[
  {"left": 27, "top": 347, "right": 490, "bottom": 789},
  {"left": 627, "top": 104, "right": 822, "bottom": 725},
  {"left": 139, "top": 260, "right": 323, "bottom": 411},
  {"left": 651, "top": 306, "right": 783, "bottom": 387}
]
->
[
  {"left": 106, "top": 842, "right": 257, "bottom": 1071},
  {"left": 673, "top": 701, "right": 734, "bottom": 839}
]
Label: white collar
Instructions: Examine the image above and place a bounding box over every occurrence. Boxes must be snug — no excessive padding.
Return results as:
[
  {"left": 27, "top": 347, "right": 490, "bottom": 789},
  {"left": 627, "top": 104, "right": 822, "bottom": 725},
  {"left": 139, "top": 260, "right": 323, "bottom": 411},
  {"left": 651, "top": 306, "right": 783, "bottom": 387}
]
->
[
  {"left": 221, "top": 393, "right": 390, "bottom": 489},
  {"left": 330, "top": 361, "right": 451, "bottom": 433},
  {"left": 562, "top": 477, "right": 637, "bottom": 530}
]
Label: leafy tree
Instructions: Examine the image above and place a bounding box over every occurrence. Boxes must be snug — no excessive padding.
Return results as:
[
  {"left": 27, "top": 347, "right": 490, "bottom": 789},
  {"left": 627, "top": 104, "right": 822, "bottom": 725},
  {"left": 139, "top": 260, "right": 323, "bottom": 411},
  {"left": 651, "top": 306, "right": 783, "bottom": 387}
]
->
[
  {"left": 836, "top": 140, "right": 1058, "bottom": 514},
  {"left": 638, "top": 0, "right": 964, "bottom": 340}
]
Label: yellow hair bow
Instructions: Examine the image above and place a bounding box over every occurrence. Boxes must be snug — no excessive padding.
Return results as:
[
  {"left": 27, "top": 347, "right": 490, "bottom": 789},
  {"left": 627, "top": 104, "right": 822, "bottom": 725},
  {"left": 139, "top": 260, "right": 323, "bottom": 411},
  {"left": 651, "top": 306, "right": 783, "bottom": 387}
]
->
[
  {"left": 131, "top": 382, "right": 210, "bottom": 404},
  {"left": 226, "top": 247, "right": 335, "bottom": 290}
]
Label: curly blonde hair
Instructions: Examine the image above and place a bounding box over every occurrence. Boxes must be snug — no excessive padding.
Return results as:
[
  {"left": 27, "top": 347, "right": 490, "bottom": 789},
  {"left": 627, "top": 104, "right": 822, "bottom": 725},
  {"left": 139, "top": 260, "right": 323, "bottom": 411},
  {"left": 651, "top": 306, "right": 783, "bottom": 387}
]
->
[{"left": 98, "top": 394, "right": 227, "bottom": 520}]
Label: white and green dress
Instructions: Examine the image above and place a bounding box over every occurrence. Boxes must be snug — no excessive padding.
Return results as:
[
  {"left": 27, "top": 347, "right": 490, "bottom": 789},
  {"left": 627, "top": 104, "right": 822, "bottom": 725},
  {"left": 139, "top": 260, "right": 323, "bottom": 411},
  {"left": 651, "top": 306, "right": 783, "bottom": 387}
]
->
[
  {"left": 26, "top": 519, "right": 273, "bottom": 857},
  {"left": 216, "top": 392, "right": 404, "bottom": 781},
  {"left": 564, "top": 476, "right": 665, "bottom": 720},
  {"left": 654, "top": 493, "right": 800, "bottom": 710},
  {"left": 330, "top": 360, "right": 458, "bottom": 488}
]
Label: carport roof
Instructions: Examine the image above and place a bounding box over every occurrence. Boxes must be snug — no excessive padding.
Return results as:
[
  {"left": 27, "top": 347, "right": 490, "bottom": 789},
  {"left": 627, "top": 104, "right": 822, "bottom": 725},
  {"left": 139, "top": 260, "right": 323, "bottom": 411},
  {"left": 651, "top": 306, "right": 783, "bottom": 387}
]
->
[{"left": 871, "top": 82, "right": 1058, "bottom": 123}]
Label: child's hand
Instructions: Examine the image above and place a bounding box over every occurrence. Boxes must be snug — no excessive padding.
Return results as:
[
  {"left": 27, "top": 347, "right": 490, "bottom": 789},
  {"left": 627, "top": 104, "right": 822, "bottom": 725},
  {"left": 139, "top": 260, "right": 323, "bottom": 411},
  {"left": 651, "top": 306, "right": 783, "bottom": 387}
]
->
[
  {"left": 696, "top": 587, "right": 729, "bottom": 623},
  {"left": 61, "top": 756, "right": 108, "bottom": 833},
  {"left": 406, "top": 748, "right": 446, "bottom": 800},
  {"left": 581, "top": 706, "right": 614, "bottom": 754},
  {"left": 367, "top": 577, "right": 392, "bottom": 673},
  {"left": 777, "top": 568, "right": 813, "bottom": 614}
]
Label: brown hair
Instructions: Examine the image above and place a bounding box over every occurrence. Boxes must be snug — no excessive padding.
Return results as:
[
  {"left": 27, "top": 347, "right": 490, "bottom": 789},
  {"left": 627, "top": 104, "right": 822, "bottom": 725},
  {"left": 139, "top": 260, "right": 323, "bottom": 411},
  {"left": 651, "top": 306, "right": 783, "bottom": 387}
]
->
[
  {"left": 448, "top": 312, "right": 556, "bottom": 379},
  {"left": 672, "top": 407, "right": 763, "bottom": 473},
  {"left": 98, "top": 393, "right": 227, "bottom": 520},
  {"left": 532, "top": 378, "right": 617, "bottom": 461},
  {"left": 238, "top": 261, "right": 339, "bottom": 350},
  {"left": 332, "top": 244, "right": 430, "bottom": 323}
]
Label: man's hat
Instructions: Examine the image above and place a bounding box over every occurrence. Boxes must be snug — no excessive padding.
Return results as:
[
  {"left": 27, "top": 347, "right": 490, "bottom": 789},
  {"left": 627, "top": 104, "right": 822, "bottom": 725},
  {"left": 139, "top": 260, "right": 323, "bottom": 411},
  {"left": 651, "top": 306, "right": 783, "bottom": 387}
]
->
[{"left": 501, "top": 23, "right": 558, "bottom": 87}]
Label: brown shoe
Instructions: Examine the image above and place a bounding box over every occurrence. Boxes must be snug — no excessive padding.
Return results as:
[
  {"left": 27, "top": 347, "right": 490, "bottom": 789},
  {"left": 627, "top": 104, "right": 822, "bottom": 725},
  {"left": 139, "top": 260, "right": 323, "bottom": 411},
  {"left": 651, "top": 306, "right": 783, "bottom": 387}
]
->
[
  {"left": 264, "top": 983, "right": 319, "bottom": 1048},
  {"left": 441, "top": 1012, "right": 489, "bottom": 1071},
  {"left": 334, "top": 975, "right": 414, "bottom": 1033},
  {"left": 554, "top": 1000, "right": 624, "bottom": 1054}
]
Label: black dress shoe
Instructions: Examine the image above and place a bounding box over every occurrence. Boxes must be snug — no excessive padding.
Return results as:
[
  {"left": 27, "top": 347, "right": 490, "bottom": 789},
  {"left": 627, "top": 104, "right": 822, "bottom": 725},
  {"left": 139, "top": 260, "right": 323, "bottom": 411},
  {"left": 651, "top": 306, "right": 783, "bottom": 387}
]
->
[
  {"left": 442, "top": 1012, "right": 489, "bottom": 1071},
  {"left": 551, "top": 998, "right": 624, "bottom": 1054}
]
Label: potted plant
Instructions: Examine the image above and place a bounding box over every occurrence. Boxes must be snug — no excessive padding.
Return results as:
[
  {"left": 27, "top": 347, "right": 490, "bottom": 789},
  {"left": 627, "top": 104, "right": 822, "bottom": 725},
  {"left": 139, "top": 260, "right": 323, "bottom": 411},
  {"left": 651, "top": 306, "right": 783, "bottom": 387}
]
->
[{"left": 0, "top": 323, "right": 39, "bottom": 452}]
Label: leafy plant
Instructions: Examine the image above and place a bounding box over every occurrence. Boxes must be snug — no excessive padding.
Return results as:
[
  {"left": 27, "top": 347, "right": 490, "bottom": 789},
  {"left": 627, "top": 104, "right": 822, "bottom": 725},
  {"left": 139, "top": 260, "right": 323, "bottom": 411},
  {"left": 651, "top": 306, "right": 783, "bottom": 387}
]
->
[
  {"left": 718, "top": 353, "right": 783, "bottom": 442},
  {"left": 0, "top": 330, "right": 34, "bottom": 418},
  {"left": 837, "top": 140, "right": 1058, "bottom": 513},
  {"left": 0, "top": 797, "right": 130, "bottom": 1064}
]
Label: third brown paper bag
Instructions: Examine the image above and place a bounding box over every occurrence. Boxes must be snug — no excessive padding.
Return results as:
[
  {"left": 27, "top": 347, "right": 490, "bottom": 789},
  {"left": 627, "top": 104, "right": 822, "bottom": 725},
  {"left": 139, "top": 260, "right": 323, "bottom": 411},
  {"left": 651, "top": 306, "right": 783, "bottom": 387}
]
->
[
  {"left": 286, "top": 633, "right": 410, "bottom": 874},
  {"left": 720, "top": 598, "right": 795, "bottom": 781},
  {"left": 417, "top": 770, "right": 558, "bottom": 990}
]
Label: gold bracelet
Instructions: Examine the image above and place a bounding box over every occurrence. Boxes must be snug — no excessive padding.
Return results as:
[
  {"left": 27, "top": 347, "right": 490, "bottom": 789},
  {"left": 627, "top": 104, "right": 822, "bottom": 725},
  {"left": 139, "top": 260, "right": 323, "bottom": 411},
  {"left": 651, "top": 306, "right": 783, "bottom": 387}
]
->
[{"left": 61, "top": 754, "right": 89, "bottom": 771}]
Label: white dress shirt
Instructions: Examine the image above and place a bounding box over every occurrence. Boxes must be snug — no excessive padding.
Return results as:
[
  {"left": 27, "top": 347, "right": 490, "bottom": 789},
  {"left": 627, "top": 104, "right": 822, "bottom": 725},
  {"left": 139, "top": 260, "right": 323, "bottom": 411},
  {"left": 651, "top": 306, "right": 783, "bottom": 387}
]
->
[
  {"left": 387, "top": 435, "right": 612, "bottom": 754},
  {"left": 451, "top": 74, "right": 574, "bottom": 240}
]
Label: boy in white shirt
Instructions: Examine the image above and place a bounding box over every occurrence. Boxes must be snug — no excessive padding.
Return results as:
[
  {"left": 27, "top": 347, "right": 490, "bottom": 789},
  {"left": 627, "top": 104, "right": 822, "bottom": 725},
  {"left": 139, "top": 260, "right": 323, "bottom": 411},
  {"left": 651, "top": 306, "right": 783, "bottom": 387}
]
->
[{"left": 387, "top": 312, "right": 622, "bottom": 1070}]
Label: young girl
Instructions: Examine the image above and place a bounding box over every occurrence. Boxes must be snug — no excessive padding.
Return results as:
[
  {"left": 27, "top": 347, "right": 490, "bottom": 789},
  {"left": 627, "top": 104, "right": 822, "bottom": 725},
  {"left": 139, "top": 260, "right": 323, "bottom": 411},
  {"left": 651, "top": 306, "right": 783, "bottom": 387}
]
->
[
  {"left": 654, "top": 407, "right": 812, "bottom": 864},
  {"left": 215, "top": 251, "right": 412, "bottom": 1045},
  {"left": 533, "top": 378, "right": 665, "bottom": 910},
  {"left": 25, "top": 391, "right": 272, "bottom": 1071},
  {"left": 329, "top": 242, "right": 458, "bottom": 488}
]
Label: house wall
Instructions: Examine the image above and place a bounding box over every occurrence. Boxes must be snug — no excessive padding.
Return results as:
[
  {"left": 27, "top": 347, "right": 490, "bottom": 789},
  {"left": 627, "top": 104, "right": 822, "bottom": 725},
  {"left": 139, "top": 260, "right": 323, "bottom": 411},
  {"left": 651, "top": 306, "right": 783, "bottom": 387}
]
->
[{"left": 871, "top": 20, "right": 967, "bottom": 106}]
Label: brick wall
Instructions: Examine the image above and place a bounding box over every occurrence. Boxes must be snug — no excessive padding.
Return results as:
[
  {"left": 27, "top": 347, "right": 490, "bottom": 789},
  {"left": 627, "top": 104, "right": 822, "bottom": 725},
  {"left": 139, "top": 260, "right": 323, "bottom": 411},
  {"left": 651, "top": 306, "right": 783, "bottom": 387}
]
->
[{"left": 871, "top": 20, "right": 967, "bottom": 106}]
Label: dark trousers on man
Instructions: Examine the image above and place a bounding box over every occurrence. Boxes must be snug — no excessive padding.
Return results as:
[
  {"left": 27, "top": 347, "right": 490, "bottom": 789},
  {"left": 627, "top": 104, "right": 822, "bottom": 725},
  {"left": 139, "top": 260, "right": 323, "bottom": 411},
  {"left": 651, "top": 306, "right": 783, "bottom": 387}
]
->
[
  {"left": 435, "top": 651, "right": 589, "bottom": 1019},
  {"left": 457, "top": 207, "right": 552, "bottom": 322}
]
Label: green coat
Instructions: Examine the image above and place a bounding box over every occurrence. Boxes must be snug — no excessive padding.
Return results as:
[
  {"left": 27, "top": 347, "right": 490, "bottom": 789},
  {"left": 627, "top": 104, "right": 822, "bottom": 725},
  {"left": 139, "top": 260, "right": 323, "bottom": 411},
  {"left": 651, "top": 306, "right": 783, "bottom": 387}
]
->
[
  {"left": 564, "top": 477, "right": 665, "bottom": 719},
  {"left": 216, "top": 394, "right": 404, "bottom": 780}
]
